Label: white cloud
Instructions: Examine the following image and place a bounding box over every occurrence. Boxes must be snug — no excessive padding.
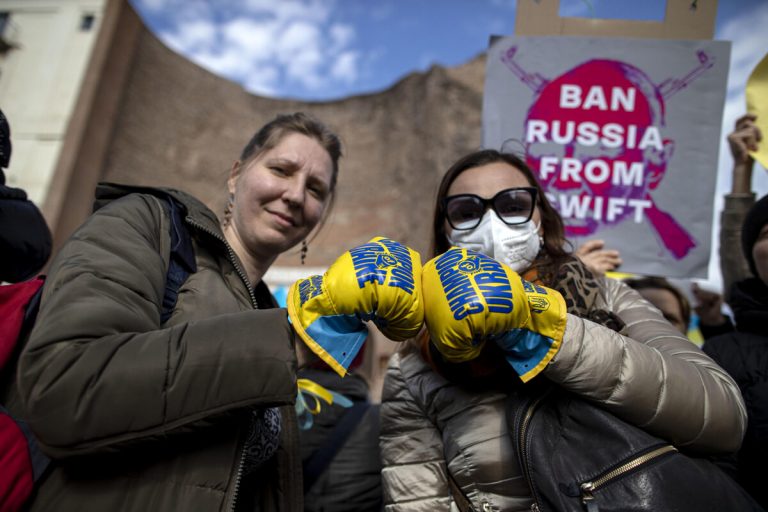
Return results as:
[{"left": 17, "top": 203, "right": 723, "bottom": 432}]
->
[
  {"left": 188, "top": 47, "right": 247, "bottom": 78},
  {"left": 242, "top": 0, "right": 333, "bottom": 23},
  {"left": 133, "top": 0, "right": 171, "bottom": 12},
  {"left": 330, "top": 24, "right": 355, "bottom": 51},
  {"left": 330, "top": 51, "right": 359, "bottom": 83},
  {"left": 143, "top": 0, "right": 362, "bottom": 97},
  {"left": 162, "top": 19, "right": 217, "bottom": 53},
  {"left": 275, "top": 21, "right": 326, "bottom": 88},
  {"left": 277, "top": 20, "right": 323, "bottom": 56},
  {"left": 221, "top": 18, "right": 276, "bottom": 61},
  {"left": 243, "top": 66, "right": 281, "bottom": 96},
  {"left": 286, "top": 50, "right": 326, "bottom": 89},
  {"left": 719, "top": 7, "right": 768, "bottom": 99}
]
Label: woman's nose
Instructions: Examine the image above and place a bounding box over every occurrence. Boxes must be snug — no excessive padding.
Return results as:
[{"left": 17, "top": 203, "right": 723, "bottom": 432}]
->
[{"left": 282, "top": 176, "right": 305, "bottom": 207}]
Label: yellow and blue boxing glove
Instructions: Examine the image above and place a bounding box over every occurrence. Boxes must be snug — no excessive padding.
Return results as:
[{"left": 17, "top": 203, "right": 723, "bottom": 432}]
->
[
  {"left": 422, "top": 247, "right": 567, "bottom": 382},
  {"left": 287, "top": 237, "right": 424, "bottom": 377}
]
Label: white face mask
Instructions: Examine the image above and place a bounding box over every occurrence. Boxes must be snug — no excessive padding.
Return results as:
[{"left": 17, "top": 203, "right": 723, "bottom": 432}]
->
[{"left": 447, "top": 210, "right": 542, "bottom": 273}]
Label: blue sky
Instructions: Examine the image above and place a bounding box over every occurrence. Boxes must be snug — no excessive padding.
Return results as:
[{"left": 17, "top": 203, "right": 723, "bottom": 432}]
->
[
  {"left": 129, "top": 0, "right": 768, "bottom": 288},
  {"left": 130, "top": 0, "right": 766, "bottom": 102}
]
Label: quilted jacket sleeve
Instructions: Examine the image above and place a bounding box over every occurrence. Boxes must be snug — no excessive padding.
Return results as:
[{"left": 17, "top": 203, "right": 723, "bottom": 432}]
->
[
  {"left": 18, "top": 194, "right": 298, "bottom": 458},
  {"left": 544, "top": 278, "right": 747, "bottom": 454},
  {"left": 380, "top": 351, "right": 454, "bottom": 512}
]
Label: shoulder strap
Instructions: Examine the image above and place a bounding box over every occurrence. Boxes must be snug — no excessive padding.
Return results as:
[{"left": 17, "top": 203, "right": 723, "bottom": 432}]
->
[
  {"left": 91, "top": 185, "right": 197, "bottom": 323},
  {"left": 0, "top": 404, "right": 51, "bottom": 481},
  {"left": 447, "top": 471, "right": 476, "bottom": 512},
  {"left": 160, "top": 197, "right": 196, "bottom": 323},
  {"left": 302, "top": 401, "right": 370, "bottom": 493}
]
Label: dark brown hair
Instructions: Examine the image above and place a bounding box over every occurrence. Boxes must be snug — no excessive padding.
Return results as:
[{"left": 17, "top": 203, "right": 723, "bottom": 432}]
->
[{"left": 431, "top": 149, "right": 572, "bottom": 283}]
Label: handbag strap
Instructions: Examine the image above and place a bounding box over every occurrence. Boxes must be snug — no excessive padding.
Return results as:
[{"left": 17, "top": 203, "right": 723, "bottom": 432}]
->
[{"left": 447, "top": 471, "right": 476, "bottom": 512}]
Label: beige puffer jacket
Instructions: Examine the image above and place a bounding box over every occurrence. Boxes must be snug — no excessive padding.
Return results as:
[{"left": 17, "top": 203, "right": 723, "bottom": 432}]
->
[
  {"left": 14, "top": 185, "right": 303, "bottom": 511},
  {"left": 380, "top": 278, "right": 747, "bottom": 512}
]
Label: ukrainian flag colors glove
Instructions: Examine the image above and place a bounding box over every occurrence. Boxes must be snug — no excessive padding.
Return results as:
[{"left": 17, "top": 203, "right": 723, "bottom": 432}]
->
[
  {"left": 287, "top": 237, "right": 424, "bottom": 377},
  {"left": 422, "top": 247, "right": 567, "bottom": 382}
]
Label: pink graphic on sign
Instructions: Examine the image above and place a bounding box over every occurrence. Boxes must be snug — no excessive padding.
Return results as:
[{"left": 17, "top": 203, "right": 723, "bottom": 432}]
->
[{"left": 501, "top": 47, "right": 714, "bottom": 259}]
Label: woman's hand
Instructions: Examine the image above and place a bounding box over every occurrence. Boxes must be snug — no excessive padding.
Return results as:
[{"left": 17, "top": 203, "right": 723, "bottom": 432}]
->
[
  {"left": 574, "top": 239, "right": 622, "bottom": 276},
  {"left": 729, "top": 114, "right": 762, "bottom": 194},
  {"left": 728, "top": 114, "right": 761, "bottom": 164},
  {"left": 421, "top": 247, "right": 567, "bottom": 382},
  {"left": 287, "top": 237, "right": 424, "bottom": 376},
  {"left": 691, "top": 283, "right": 727, "bottom": 327}
]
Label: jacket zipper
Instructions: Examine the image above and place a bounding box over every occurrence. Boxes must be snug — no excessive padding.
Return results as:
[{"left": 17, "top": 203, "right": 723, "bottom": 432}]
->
[
  {"left": 228, "top": 441, "right": 248, "bottom": 512},
  {"left": 578, "top": 444, "right": 678, "bottom": 511},
  {"left": 187, "top": 218, "right": 259, "bottom": 308},
  {"left": 517, "top": 391, "right": 550, "bottom": 512},
  {"left": 186, "top": 218, "right": 257, "bottom": 512},
  {"left": 517, "top": 387, "right": 679, "bottom": 512}
]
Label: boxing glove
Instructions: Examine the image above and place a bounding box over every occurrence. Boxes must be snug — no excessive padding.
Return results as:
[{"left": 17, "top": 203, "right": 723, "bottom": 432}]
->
[
  {"left": 287, "top": 237, "right": 424, "bottom": 376},
  {"left": 422, "top": 247, "right": 567, "bottom": 382}
]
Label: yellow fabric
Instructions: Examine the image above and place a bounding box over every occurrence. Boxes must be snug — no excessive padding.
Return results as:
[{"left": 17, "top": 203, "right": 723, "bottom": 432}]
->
[
  {"left": 422, "top": 247, "right": 567, "bottom": 381},
  {"left": 287, "top": 237, "right": 425, "bottom": 376},
  {"left": 606, "top": 270, "right": 635, "bottom": 280},
  {"left": 297, "top": 378, "right": 334, "bottom": 414},
  {"left": 746, "top": 52, "right": 768, "bottom": 169},
  {"left": 288, "top": 276, "right": 349, "bottom": 376}
]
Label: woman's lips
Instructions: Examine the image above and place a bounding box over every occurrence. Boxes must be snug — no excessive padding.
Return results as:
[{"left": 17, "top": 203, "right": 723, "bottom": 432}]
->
[{"left": 268, "top": 209, "right": 297, "bottom": 227}]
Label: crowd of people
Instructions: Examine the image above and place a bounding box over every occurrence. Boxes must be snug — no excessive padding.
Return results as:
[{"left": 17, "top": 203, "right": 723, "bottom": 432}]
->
[{"left": 0, "top": 106, "right": 765, "bottom": 512}]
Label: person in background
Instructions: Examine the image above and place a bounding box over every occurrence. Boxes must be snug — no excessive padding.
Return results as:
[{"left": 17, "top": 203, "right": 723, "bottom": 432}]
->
[
  {"left": 718, "top": 113, "right": 762, "bottom": 299},
  {"left": 624, "top": 276, "right": 691, "bottom": 335},
  {"left": 0, "top": 109, "right": 52, "bottom": 284},
  {"left": 379, "top": 149, "right": 747, "bottom": 511},
  {"left": 578, "top": 115, "right": 761, "bottom": 340},
  {"left": 11, "top": 112, "right": 421, "bottom": 512},
  {"left": 694, "top": 113, "right": 762, "bottom": 337},
  {"left": 701, "top": 193, "right": 768, "bottom": 510},
  {"left": 0, "top": 108, "right": 54, "bottom": 512},
  {"left": 691, "top": 282, "right": 733, "bottom": 339},
  {"left": 298, "top": 355, "right": 383, "bottom": 512}
]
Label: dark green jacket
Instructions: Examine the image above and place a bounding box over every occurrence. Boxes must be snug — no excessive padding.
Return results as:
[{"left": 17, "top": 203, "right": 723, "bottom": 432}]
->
[{"left": 15, "top": 184, "right": 303, "bottom": 511}]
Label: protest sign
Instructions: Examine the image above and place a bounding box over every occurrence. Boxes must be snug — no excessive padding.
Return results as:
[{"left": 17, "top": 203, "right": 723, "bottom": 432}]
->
[{"left": 483, "top": 36, "right": 730, "bottom": 278}]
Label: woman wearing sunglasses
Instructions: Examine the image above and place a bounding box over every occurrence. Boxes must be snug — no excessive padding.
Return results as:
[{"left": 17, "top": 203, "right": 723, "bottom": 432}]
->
[{"left": 379, "top": 149, "right": 747, "bottom": 511}]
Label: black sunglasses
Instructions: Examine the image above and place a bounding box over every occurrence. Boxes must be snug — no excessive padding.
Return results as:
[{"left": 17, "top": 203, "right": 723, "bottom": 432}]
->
[{"left": 443, "top": 187, "right": 537, "bottom": 230}]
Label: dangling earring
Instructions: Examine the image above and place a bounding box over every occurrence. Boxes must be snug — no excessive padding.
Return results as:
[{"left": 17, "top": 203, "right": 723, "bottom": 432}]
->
[
  {"left": 222, "top": 193, "right": 234, "bottom": 227},
  {"left": 300, "top": 240, "right": 308, "bottom": 265}
]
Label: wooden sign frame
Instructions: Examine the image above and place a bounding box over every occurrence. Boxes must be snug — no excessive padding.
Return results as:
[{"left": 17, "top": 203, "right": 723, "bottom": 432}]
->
[{"left": 514, "top": 0, "right": 717, "bottom": 40}]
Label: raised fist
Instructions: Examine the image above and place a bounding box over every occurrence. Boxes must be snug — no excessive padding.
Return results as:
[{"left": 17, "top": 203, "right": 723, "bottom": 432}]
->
[
  {"left": 422, "top": 247, "right": 567, "bottom": 382},
  {"left": 287, "top": 237, "right": 424, "bottom": 376}
]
